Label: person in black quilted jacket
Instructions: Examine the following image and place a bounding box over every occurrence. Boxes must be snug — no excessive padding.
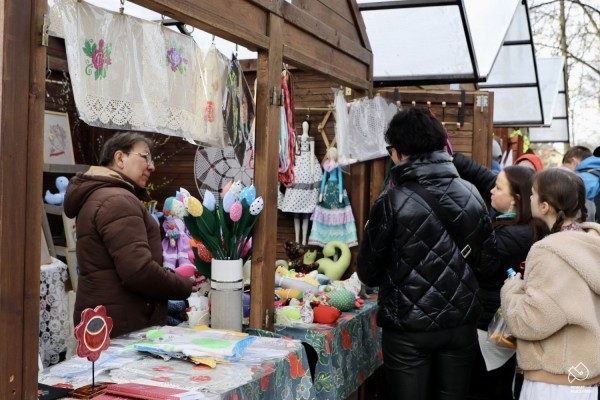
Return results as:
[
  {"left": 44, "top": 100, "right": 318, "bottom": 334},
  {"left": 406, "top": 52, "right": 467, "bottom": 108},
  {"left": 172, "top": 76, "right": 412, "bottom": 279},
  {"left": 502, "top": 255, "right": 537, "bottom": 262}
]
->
[{"left": 357, "top": 107, "right": 499, "bottom": 400}]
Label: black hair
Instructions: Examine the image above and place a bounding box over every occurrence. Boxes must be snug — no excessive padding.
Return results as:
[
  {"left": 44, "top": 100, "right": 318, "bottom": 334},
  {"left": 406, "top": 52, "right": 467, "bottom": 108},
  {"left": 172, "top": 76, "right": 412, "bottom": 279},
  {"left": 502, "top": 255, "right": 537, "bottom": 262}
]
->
[
  {"left": 533, "top": 168, "right": 588, "bottom": 234},
  {"left": 384, "top": 107, "right": 446, "bottom": 157},
  {"left": 98, "top": 131, "right": 155, "bottom": 167}
]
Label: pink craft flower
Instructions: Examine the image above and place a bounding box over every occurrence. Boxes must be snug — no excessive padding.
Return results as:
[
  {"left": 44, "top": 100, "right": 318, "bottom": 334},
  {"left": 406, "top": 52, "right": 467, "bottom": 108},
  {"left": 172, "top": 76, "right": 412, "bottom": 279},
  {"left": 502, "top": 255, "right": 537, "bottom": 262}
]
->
[{"left": 230, "top": 201, "right": 243, "bottom": 222}]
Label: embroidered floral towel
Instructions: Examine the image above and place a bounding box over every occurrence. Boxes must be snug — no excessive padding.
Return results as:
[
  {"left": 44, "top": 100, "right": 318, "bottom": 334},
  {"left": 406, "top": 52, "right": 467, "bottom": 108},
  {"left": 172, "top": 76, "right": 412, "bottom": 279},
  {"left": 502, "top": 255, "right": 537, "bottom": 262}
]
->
[{"left": 52, "top": 0, "right": 228, "bottom": 148}]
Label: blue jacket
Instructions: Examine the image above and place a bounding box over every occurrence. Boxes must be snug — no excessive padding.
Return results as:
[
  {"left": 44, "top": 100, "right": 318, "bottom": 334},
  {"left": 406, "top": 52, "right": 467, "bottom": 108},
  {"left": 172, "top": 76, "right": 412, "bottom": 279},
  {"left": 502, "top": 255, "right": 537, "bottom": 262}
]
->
[{"left": 575, "top": 156, "right": 600, "bottom": 200}]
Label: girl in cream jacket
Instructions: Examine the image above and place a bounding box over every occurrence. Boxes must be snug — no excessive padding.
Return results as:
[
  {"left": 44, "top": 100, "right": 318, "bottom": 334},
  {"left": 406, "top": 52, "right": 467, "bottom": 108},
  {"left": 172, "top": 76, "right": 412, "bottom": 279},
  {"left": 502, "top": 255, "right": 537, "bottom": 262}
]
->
[{"left": 501, "top": 168, "right": 600, "bottom": 399}]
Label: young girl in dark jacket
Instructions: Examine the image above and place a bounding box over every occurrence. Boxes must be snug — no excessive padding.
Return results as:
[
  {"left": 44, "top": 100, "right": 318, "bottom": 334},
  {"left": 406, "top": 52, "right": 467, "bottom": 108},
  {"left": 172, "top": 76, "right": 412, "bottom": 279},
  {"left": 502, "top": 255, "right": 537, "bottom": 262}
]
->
[{"left": 452, "top": 153, "right": 547, "bottom": 400}]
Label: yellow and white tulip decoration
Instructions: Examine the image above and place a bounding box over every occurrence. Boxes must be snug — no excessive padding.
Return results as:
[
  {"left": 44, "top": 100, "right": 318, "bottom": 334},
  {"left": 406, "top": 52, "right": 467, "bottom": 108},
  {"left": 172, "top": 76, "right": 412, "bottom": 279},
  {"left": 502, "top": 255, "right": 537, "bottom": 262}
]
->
[{"left": 183, "top": 182, "right": 264, "bottom": 279}]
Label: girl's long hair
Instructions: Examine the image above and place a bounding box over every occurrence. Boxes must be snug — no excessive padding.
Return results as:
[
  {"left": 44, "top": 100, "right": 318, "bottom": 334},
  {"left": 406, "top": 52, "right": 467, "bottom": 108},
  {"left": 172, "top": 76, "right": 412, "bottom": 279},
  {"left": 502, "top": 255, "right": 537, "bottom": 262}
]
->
[
  {"left": 533, "top": 169, "right": 588, "bottom": 234},
  {"left": 494, "top": 165, "right": 547, "bottom": 242}
]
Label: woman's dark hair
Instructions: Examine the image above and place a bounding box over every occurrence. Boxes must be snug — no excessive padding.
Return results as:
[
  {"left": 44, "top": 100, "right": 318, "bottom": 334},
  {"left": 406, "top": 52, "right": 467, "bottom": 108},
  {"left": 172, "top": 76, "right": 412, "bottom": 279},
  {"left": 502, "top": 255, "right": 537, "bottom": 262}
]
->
[
  {"left": 533, "top": 168, "right": 588, "bottom": 234},
  {"left": 385, "top": 107, "right": 446, "bottom": 156},
  {"left": 98, "top": 131, "right": 154, "bottom": 167},
  {"left": 494, "top": 165, "right": 547, "bottom": 242}
]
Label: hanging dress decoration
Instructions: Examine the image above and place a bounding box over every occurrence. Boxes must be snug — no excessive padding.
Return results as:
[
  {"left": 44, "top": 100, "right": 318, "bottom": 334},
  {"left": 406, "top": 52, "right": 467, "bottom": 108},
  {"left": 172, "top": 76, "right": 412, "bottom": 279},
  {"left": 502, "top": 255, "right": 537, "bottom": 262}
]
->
[
  {"left": 279, "top": 121, "right": 323, "bottom": 214},
  {"left": 53, "top": 0, "right": 233, "bottom": 145},
  {"left": 223, "top": 54, "right": 254, "bottom": 164},
  {"left": 308, "top": 148, "right": 358, "bottom": 248},
  {"left": 278, "top": 69, "right": 297, "bottom": 187},
  {"left": 347, "top": 95, "right": 396, "bottom": 162}
]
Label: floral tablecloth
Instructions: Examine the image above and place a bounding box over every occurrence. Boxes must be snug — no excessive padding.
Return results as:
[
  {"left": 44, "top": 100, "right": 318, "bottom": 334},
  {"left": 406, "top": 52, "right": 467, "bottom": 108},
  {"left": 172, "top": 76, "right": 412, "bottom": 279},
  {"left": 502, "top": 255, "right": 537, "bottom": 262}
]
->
[
  {"left": 39, "top": 326, "right": 316, "bottom": 399},
  {"left": 39, "top": 257, "right": 69, "bottom": 367},
  {"left": 249, "top": 296, "right": 383, "bottom": 400}
]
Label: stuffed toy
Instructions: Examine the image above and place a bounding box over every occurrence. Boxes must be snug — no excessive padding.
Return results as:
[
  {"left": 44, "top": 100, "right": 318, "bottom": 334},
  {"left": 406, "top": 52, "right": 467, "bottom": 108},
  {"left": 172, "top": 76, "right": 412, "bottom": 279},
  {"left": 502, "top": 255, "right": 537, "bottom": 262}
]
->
[
  {"left": 282, "top": 240, "right": 319, "bottom": 275},
  {"left": 317, "top": 240, "right": 351, "bottom": 281},
  {"left": 44, "top": 176, "right": 69, "bottom": 206},
  {"left": 275, "top": 266, "right": 319, "bottom": 293},
  {"left": 313, "top": 305, "right": 341, "bottom": 324}
]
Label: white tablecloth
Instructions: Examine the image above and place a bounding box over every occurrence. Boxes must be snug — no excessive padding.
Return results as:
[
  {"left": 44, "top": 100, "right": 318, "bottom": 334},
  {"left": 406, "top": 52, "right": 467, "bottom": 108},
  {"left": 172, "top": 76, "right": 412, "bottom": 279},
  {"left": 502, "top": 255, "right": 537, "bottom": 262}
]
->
[{"left": 40, "top": 257, "right": 69, "bottom": 367}]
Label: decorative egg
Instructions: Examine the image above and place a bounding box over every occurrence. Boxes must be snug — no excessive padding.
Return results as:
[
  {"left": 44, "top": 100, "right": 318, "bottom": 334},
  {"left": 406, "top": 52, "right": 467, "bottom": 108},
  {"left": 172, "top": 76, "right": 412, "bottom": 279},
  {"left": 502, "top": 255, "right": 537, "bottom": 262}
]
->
[
  {"left": 196, "top": 242, "right": 212, "bottom": 263},
  {"left": 202, "top": 190, "right": 216, "bottom": 212},
  {"left": 230, "top": 181, "right": 244, "bottom": 199},
  {"left": 186, "top": 196, "right": 203, "bottom": 217},
  {"left": 249, "top": 197, "right": 264, "bottom": 215},
  {"left": 239, "top": 185, "right": 256, "bottom": 205},
  {"left": 230, "top": 201, "right": 243, "bottom": 221},
  {"left": 222, "top": 191, "right": 235, "bottom": 212}
]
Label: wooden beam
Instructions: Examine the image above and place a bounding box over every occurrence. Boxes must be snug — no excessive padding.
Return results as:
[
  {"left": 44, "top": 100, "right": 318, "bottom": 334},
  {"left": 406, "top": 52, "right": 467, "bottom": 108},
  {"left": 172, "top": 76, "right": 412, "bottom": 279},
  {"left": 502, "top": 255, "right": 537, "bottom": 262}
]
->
[
  {"left": 472, "top": 91, "right": 493, "bottom": 168},
  {"left": 133, "top": 1, "right": 372, "bottom": 89},
  {"left": 0, "top": 0, "right": 46, "bottom": 398},
  {"left": 249, "top": 14, "right": 284, "bottom": 330},
  {"left": 283, "top": 45, "right": 370, "bottom": 90},
  {"left": 132, "top": 0, "right": 270, "bottom": 51}
]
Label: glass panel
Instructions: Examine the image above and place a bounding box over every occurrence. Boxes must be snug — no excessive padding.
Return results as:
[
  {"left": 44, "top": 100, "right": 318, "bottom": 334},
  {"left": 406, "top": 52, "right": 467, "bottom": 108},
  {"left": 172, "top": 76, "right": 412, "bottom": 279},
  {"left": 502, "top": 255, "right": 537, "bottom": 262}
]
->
[
  {"left": 362, "top": 7, "right": 473, "bottom": 80},
  {"left": 536, "top": 57, "right": 564, "bottom": 125},
  {"left": 464, "top": 0, "right": 520, "bottom": 78},
  {"left": 485, "top": 45, "right": 536, "bottom": 85},
  {"left": 529, "top": 119, "right": 569, "bottom": 142},
  {"left": 504, "top": 2, "right": 530, "bottom": 42},
  {"left": 489, "top": 87, "right": 543, "bottom": 125}
]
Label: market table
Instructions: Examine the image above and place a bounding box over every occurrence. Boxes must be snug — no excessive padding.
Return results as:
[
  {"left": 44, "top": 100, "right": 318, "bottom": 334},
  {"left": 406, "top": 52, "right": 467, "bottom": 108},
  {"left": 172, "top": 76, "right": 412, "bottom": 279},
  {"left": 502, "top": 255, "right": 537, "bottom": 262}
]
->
[
  {"left": 39, "top": 257, "right": 70, "bottom": 367},
  {"left": 248, "top": 296, "right": 382, "bottom": 400},
  {"left": 38, "top": 326, "right": 316, "bottom": 399}
]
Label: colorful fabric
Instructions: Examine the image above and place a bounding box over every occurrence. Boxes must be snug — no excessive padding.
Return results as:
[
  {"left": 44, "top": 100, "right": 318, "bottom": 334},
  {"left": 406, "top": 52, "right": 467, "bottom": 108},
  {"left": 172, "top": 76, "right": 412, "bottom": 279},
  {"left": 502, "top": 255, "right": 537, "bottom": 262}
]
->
[
  {"left": 309, "top": 166, "right": 357, "bottom": 247},
  {"left": 250, "top": 297, "right": 383, "bottom": 400}
]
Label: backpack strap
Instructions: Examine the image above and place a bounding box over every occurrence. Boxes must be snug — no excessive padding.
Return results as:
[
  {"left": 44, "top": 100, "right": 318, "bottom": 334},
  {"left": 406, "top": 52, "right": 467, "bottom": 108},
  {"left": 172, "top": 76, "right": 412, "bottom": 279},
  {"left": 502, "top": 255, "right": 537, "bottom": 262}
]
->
[{"left": 584, "top": 169, "right": 600, "bottom": 178}]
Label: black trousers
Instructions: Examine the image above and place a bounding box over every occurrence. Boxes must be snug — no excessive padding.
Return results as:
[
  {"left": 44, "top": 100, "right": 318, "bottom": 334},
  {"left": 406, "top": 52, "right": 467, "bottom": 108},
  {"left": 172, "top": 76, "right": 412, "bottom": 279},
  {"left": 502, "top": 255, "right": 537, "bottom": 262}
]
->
[{"left": 382, "top": 324, "right": 478, "bottom": 400}]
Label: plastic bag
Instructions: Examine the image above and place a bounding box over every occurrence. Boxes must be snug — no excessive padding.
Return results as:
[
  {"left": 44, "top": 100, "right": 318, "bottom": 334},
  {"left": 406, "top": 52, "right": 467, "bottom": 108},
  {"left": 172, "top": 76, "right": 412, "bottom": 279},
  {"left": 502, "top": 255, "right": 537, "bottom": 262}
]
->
[{"left": 487, "top": 308, "right": 516, "bottom": 349}]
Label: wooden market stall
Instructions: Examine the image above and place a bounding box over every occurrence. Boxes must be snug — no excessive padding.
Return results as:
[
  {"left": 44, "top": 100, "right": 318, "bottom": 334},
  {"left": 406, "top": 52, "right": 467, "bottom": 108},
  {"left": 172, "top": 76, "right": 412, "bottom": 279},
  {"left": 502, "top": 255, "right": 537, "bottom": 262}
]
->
[{"left": 0, "top": 0, "right": 373, "bottom": 398}]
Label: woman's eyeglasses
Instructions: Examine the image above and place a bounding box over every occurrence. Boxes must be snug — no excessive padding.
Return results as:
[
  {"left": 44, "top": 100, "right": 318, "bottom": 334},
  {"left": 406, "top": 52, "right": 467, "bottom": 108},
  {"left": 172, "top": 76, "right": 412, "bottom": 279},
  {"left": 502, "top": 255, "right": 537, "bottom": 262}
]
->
[
  {"left": 386, "top": 145, "right": 394, "bottom": 156},
  {"left": 129, "top": 152, "right": 154, "bottom": 166}
]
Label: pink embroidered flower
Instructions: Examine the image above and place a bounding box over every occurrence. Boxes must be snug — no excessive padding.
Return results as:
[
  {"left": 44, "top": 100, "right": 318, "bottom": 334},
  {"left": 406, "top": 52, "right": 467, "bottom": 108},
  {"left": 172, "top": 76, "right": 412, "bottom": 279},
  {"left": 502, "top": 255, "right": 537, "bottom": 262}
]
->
[{"left": 83, "top": 38, "right": 112, "bottom": 80}]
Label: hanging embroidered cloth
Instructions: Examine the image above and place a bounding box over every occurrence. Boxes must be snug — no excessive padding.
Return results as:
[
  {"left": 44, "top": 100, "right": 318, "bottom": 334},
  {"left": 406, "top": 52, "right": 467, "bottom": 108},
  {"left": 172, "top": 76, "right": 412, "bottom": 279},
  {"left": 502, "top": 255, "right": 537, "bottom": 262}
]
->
[
  {"left": 53, "top": 0, "right": 227, "bottom": 148},
  {"left": 223, "top": 55, "right": 255, "bottom": 164}
]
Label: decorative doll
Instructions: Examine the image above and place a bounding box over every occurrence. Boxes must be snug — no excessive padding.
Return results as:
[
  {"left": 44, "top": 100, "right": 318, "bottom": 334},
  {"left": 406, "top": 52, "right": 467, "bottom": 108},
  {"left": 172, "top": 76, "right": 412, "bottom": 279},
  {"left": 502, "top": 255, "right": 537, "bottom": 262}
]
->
[
  {"left": 279, "top": 119, "right": 323, "bottom": 245},
  {"left": 308, "top": 146, "right": 358, "bottom": 248}
]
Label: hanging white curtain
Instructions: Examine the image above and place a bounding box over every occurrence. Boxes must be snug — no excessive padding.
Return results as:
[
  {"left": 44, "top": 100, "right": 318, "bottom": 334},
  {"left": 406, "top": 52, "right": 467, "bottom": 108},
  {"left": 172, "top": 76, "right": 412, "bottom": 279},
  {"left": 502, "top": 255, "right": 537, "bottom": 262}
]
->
[
  {"left": 347, "top": 96, "right": 396, "bottom": 162},
  {"left": 52, "top": 0, "right": 228, "bottom": 147}
]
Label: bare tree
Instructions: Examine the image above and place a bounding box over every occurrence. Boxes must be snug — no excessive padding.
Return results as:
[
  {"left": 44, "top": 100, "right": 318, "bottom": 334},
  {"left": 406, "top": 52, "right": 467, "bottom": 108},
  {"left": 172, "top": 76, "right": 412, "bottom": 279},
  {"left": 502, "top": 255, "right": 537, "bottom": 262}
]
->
[{"left": 529, "top": 0, "right": 600, "bottom": 143}]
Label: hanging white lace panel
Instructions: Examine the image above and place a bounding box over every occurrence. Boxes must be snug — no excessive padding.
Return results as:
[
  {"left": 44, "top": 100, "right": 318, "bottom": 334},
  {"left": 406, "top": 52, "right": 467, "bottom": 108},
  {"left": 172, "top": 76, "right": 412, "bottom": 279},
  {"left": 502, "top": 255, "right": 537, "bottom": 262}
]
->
[
  {"left": 53, "top": 0, "right": 227, "bottom": 147},
  {"left": 333, "top": 88, "right": 354, "bottom": 166},
  {"left": 348, "top": 96, "right": 397, "bottom": 162}
]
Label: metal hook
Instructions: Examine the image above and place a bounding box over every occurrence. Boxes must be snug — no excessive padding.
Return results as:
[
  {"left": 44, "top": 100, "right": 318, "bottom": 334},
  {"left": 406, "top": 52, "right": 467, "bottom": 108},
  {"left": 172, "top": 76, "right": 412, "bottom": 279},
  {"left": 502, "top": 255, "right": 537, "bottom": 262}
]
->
[
  {"left": 235, "top": 44, "right": 238, "bottom": 57},
  {"left": 119, "top": 0, "right": 125, "bottom": 14},
  {"left": 212, "top": 35, "right": 216, "bottom": 44}
]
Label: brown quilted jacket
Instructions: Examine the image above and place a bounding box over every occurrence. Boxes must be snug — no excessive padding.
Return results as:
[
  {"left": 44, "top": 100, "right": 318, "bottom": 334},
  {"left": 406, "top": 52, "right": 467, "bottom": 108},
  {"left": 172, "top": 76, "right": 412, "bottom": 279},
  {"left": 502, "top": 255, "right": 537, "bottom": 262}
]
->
[{"left": 64, "top": 166, "right": 192, "bottom": 337}]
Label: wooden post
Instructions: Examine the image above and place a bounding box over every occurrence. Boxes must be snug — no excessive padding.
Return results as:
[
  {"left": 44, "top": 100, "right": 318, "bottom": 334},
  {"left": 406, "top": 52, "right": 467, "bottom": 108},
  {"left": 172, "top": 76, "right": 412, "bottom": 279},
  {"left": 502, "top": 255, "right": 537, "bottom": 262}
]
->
[
  {"left": 0, "top": 0, "right": 47, "bottom": 398},
  {"left": 249, "top": 14, "right": 283, "bottom": 330}
]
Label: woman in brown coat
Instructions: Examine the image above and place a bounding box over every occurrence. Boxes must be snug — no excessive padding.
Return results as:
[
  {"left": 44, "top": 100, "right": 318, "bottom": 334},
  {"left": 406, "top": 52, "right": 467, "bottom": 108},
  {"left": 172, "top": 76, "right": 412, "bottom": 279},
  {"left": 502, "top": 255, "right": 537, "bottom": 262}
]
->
[{"left": 64, "top": 131, "right": 193, "bottom": 338}]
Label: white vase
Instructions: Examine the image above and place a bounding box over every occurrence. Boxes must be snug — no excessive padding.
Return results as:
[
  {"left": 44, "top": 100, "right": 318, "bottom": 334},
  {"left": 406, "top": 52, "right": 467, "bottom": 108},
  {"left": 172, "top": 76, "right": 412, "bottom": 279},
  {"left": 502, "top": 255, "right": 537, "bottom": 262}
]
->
[{"left": 210, "top": 259, "right": 243, "bottom": 332}]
